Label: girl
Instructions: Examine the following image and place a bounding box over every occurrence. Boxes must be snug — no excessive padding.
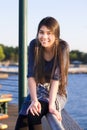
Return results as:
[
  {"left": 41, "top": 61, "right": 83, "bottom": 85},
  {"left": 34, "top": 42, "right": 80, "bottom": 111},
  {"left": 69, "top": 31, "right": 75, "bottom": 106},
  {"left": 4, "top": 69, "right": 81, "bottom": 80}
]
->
[{"left": 15, "top": 16, "right": 69, "bottom": 130}]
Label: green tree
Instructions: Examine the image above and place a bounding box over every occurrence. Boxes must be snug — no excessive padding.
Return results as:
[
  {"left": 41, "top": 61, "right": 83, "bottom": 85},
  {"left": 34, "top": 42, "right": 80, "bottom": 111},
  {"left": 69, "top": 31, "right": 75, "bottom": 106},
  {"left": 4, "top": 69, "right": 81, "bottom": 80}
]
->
[
  {"left": 70, "top": 51, "right": 78, "bottom": 62},
  {"left": 70, "top": 50, "right": 87, "bottom": 64},
  {"left": 10, "top": 52, "right": 15, "bottom": 62},
  {"left": 0, "top": 46, "right": 5, "bottom": 61}
]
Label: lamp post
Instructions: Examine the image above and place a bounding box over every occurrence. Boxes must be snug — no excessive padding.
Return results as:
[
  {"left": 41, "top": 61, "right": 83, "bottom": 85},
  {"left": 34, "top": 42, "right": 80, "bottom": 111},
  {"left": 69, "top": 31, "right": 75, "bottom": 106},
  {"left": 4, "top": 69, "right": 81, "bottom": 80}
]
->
[{"left": 19, "top": 0, "right": 28, "bottom": 111}]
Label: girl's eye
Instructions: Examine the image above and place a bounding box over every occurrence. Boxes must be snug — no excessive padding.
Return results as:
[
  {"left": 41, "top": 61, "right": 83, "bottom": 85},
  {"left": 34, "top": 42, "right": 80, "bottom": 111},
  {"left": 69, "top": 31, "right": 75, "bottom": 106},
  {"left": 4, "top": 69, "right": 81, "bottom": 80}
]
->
[
  {"left": 39, "top": 31, "right": 44, "bottom": 34},
  {"left": 38, "top": 30, "right": 53, "bottom": 35},
  {"left": 47, "top": 31, "right": 53, "bottom": 35},
  {"left": 47, "top": 32, "right": 51, "bottom": 35}
]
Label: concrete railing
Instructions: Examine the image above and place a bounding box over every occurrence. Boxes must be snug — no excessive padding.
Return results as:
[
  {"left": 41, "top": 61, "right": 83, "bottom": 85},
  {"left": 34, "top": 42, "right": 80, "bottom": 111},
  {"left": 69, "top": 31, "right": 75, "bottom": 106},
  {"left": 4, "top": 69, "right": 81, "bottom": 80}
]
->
[{"left": 41, "top": 109, "right": 83, "bottom": 130}]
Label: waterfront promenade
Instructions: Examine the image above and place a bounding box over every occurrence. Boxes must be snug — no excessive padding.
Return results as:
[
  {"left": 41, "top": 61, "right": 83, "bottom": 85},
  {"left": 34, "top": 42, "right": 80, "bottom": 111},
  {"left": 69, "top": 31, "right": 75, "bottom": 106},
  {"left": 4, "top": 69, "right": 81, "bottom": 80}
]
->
[{"left": 0, "top": 65, "right": 86, "bottom": 129}]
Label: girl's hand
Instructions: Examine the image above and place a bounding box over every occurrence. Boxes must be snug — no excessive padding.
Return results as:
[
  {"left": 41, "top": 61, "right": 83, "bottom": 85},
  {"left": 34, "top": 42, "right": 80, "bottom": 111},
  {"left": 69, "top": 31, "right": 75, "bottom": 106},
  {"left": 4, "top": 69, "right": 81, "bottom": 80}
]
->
[
  {"left": 27, "top": 100, "right": 41, "bottom": 116},
  {"left": 49, "top": 103, "right": 62, "bottom": 121}
]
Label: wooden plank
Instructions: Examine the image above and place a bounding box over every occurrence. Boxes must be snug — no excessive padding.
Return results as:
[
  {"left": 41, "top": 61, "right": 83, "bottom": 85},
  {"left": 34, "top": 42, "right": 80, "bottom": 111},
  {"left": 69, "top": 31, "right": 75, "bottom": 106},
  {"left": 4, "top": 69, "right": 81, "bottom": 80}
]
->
[
  {"left": 0, "top": 94, "right": 12, "bottom": 98},
  {"left": 0, "top": 123, "right": 8, "bottom": 129},
  {"left": 0, "top": 74, "right": 8, "bottom": 79},
  {"left": 0, "top": 98, "right": 12, "bottom": 103},
  {"left": 0, "top": 114, "right": 8, "bottom": 120}
]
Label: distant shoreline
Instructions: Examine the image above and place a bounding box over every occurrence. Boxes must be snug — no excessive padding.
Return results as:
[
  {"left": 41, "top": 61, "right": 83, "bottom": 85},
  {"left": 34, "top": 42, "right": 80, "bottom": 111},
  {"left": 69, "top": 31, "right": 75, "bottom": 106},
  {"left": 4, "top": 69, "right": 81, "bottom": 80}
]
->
[
  {"left": 69, "top": 64, "right": 87, "bottom": 74},
  {"left": 68, "top": 67, "right": 87, "bottom": 74},
  {"left": 0, "top": 65, "right": 87, "bottom": 74}
]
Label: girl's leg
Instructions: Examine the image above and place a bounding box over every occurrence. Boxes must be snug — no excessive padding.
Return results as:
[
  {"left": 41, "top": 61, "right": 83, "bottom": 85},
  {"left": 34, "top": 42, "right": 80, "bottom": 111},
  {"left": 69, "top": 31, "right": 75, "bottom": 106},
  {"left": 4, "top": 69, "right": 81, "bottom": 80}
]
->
[
  {"left": 28, "top": 124, "right": 42, "bottom": 130},
  {"left": 15, "top": 115, "right": 28, "bottom": 130},
  {"left": 27, "top": 101, "right": 48, "bottom": 130},
  {"left": 34, "top": 124, "right": 42, "bottom": 130}
]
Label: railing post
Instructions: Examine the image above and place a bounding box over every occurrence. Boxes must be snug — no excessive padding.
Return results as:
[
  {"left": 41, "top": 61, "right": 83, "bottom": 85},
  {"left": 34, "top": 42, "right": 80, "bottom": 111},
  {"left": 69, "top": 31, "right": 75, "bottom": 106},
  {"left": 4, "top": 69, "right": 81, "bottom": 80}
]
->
[{"left": 19, "top": 0, "right": 28, "bottom": 111}]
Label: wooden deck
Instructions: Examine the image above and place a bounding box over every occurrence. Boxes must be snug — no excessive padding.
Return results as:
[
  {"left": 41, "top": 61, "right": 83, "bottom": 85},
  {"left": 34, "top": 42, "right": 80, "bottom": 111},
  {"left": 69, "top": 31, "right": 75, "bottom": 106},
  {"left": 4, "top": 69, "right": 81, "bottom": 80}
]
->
[
  {"left": 0, "top": 95, "right": 13, "bottom": 130},
  {"left": 0, "top": 104, "right": 18, "bottom": 130}
]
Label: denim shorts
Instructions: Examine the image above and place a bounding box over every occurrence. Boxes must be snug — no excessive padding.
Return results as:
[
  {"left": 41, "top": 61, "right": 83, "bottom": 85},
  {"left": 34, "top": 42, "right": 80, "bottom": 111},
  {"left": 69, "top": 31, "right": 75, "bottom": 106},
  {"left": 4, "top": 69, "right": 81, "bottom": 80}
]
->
[{"left": 19, "top": 84, "right": 67, "bottom": 115}]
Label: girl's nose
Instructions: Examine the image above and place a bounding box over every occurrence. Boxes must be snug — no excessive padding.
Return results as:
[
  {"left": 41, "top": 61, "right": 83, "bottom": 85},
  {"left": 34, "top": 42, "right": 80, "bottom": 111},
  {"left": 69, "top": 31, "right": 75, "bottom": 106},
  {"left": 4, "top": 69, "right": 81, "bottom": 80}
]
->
[{"left": 42, "top": 33, "right": 48, "bottom": 39}]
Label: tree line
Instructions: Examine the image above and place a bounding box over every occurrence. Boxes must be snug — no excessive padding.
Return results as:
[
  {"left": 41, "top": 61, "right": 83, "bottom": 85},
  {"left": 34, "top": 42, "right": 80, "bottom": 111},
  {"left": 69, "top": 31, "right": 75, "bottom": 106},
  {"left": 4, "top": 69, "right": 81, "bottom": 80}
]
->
[
  {"left": 0, "top": 44, "right": 18, "bottom": 63},
  {"left": 0, "top": 44, "right": 87, "bottom": 64},
  {"left": 70, "top": 50, "right": 87, "bottom": 64}
]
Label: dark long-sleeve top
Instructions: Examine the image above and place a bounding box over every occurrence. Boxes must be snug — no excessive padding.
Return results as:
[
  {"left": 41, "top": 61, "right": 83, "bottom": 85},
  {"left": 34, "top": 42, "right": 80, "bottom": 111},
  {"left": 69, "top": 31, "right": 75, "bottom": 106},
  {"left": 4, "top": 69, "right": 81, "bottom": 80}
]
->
[{"left": 27, "top": 39, "right": 60, "bottom": 81}]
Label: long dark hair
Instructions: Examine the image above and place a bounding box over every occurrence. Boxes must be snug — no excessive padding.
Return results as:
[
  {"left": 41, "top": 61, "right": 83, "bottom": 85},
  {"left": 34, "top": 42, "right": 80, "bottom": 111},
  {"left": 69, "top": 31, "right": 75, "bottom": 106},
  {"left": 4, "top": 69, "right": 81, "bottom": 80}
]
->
[{"left": 34, "top": 17, "right": 69, "bottom": 95}]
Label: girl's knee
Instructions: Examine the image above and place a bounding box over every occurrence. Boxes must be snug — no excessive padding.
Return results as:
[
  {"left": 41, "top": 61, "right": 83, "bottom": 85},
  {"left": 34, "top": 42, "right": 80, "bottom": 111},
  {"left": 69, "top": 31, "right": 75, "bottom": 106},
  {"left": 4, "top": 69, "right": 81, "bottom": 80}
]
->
[
  {"left": 27, "top": 112, "right": 41, "bottom": 125},
  {"left": 15, "top": 115, "right": 28, "bottom": 130}
]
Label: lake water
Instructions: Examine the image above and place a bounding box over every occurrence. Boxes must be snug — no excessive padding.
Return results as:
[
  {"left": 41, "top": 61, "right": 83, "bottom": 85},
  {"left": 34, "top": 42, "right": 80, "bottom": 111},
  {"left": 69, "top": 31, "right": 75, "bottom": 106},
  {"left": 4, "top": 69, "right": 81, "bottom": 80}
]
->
[
  {"left": 66, "top": 74, "right": 87, "bottom": 130},
  {"left": 0, "top": 73, "right": 87, "bottom": 130}
]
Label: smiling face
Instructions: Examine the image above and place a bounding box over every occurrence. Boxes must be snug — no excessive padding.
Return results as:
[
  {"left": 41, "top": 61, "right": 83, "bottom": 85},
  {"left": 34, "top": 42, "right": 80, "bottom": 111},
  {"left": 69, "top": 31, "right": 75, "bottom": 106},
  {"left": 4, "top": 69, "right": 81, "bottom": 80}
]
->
[
  {"left": 38, "top": 25, "right": 55, "bottom": 49},
  {"left": 36, "top": 17, "right": 60, "bottom": 49}
]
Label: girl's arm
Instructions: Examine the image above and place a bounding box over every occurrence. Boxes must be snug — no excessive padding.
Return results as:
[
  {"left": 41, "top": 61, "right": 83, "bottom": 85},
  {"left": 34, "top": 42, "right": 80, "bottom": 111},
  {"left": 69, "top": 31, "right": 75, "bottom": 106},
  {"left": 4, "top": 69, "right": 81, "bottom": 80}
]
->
[
  {"left": 49, "top": 80, "right": 59, "bottom": 106},
  {"left": 27, "top": 77, "right": 41, "bottom": 116},
  {"left": 49, "top": 80, "right": 62, "bottom": 121},
  {"left": 28, "top": 77, "right": 37, "bottom": 102},
  {"left": 27, "top": 40, "right": 41, "bottom": 115}
]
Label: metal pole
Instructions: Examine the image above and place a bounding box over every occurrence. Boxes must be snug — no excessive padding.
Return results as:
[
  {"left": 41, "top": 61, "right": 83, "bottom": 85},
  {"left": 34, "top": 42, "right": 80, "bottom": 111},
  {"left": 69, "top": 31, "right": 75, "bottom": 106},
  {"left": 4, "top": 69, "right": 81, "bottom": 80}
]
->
[{"left": 19, "top": 0, "right": 28, "bottom": 111}]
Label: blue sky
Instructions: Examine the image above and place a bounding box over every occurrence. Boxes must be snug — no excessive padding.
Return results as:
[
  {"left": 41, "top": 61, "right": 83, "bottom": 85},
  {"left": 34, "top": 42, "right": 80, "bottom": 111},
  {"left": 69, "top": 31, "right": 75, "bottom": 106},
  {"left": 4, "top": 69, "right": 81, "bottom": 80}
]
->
[{"left": 0, "top": 0, "right": 87, "bottom": 52}]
